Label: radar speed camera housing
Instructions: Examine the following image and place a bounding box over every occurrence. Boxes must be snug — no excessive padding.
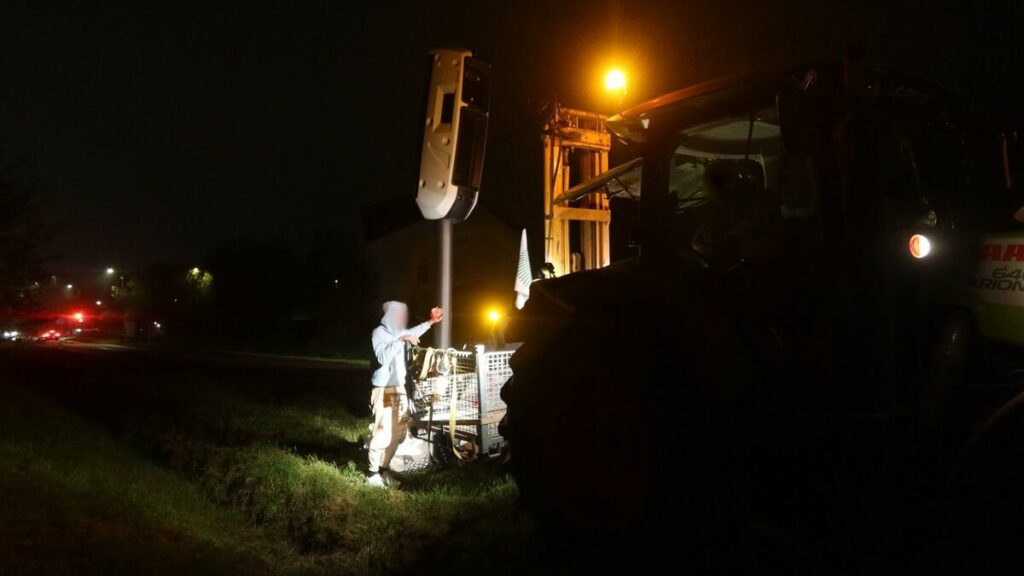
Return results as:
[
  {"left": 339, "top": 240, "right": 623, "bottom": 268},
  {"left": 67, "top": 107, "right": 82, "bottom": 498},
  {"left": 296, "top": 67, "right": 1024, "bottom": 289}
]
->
[{"left": 416, "top": 49, "right": 490, "bottom": 221}]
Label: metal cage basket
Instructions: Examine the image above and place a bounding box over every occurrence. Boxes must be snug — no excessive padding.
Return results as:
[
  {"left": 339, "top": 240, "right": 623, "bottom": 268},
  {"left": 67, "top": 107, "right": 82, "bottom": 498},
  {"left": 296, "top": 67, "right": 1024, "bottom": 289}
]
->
[{"left": 407, "top": 345, "right": 513, "bottom": 457}]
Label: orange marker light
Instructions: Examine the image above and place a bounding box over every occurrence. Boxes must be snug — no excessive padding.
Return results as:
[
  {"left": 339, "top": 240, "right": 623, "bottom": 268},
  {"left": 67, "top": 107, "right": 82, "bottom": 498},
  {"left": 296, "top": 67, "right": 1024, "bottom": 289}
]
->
[{"left": 909, "top": 234, "right": 932, "bottom": 259}]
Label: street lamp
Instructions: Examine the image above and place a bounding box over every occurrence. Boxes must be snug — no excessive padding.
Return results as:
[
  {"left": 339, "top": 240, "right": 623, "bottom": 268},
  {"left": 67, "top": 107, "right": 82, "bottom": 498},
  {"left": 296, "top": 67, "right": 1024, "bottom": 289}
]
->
[
  {"left": 106, "top": 267, "right": 115, "bottom": 275},
  {"left": 65, "top": 284, "right": 73, "bottom": 290},
  {"left": 604, "top": 68, "right": 627, "bottom": 98},
  {"left": 486, "top": 308, "right": 502, "bottom": 325},
  {"left": 485, "top": 307, "right": 505, "bottom": 350}
]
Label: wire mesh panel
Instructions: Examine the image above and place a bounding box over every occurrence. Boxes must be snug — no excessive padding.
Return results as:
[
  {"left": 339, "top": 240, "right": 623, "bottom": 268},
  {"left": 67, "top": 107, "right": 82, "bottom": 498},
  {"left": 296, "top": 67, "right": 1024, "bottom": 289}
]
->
[
  {"left": 410, "top": 350, "right": 477, "bottom": 439},
  {"left": 479, "top": 350, "right": 514, "bottom": 453},
  {"left": 482, "top": 351, "right": 513, "bottom": 413},
  {"left": 409, "top": 346, "right": 513, "bottom": 458}
]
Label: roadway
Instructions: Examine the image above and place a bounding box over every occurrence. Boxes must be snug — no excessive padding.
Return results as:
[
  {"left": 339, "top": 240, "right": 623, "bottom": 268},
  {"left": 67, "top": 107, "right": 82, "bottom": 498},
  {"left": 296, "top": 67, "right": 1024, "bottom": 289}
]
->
[{"left": 0, "top": 340, "right": 374, "bottom": 416}]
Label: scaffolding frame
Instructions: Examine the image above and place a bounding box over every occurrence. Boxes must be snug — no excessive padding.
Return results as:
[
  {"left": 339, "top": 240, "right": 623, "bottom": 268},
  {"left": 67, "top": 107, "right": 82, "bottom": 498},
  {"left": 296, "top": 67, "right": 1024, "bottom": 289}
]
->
[{"left": 543, "top": 106, "right": 612, "bottom": 276}]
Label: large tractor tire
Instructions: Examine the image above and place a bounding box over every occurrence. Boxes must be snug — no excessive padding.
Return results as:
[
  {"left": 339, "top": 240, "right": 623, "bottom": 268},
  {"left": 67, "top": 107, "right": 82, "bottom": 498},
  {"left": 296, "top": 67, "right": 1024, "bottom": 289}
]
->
[
  {"left": 946, "top": 388, "right": 1024, "bottom": 574},
  {"left": 499, "top": 296, "right": 780, "bottom": 571}
]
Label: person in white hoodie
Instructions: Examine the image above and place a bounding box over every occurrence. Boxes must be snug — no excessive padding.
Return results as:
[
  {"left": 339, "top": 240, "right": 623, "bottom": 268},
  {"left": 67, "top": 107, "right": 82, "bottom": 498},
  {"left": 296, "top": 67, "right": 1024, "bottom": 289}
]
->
[{"left": 367, "top": 301, "right": 443, "bottom": 488}]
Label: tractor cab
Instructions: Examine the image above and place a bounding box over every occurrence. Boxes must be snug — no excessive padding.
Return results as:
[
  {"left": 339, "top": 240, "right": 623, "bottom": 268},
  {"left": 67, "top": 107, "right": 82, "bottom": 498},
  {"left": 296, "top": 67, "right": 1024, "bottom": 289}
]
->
[{"left": 595, "top": 61, "right": 966, "bottom": 390}]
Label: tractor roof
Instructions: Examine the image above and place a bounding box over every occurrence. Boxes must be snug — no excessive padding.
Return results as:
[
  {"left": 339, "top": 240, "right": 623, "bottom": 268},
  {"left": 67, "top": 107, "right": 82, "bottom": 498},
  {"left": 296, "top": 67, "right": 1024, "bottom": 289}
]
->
[
  {"left": 558, "top": 61, "right": 956, "bottom": 206},
  {"left": 605, "top": 61, "right": 956, "bottom": 146}
]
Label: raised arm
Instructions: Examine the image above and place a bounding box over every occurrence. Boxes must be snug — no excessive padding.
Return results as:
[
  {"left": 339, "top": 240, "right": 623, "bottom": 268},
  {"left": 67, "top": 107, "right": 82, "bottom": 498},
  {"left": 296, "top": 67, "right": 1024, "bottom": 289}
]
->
[
  {"left": 398, "top": 307, "right": 444, "bottom": 340},
  {"left": 403, "top": 307, "right": 444, "bottom": 340},
  {"left": 402, "top": 321, "right": 432, "bottom": 340}
]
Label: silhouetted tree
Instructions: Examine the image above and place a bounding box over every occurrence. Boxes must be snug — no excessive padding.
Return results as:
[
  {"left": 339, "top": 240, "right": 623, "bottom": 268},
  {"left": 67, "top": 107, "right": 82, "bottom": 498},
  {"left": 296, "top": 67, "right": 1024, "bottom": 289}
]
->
[
  {"left": 303, "top": 229, "right": 378, "bottom": 356},
  {"left": 0, "top": 153, "right": 49, "bottom": 310}
]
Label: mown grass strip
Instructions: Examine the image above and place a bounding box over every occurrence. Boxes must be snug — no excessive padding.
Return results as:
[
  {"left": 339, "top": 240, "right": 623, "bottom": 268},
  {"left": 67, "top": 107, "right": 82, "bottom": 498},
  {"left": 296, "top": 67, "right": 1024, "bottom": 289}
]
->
[
  {"left": 0, "top": 379, "right": 314, "bottom": 575},
  {"left": 1, "top": 364, "right": 533, "bottom": 575}
]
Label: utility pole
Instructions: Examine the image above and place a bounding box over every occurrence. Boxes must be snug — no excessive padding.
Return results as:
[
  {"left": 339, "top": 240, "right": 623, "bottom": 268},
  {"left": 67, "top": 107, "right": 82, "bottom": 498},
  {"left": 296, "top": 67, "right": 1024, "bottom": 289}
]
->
[
  {"left": 416, "top": 49, "right": 490, "bottom": 349},
  {"left": 438, "top": 219, "right": 452, "bottom": 348}
]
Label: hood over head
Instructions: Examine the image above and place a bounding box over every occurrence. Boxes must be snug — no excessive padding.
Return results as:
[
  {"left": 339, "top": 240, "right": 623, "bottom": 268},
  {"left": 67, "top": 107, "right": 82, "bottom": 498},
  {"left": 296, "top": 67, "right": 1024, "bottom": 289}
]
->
[{"left": 380, "top": 301, "right": 409, "bottom": 332}]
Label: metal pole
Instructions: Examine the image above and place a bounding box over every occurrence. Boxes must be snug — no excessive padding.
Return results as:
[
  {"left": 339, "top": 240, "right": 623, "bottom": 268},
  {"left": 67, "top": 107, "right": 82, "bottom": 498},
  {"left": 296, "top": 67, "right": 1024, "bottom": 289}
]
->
[
  {"left": 474, "top": 344, "right": 489, "bottom": 454},
  {"left": 438, "top": 218, "right": 452, "bottom": 348},
  {"left": 543, "top": 126, "right": 553, "bottom": 274}
]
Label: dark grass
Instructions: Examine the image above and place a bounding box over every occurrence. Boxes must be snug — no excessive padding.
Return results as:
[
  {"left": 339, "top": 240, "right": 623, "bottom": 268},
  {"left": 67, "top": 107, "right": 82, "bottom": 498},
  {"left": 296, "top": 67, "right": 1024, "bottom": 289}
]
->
[
  {"left": 0, "top": 380, "right": 312, "bottom": 575},
  {"left": 0, "top": 347, "right": 536, "bottom": 575}
]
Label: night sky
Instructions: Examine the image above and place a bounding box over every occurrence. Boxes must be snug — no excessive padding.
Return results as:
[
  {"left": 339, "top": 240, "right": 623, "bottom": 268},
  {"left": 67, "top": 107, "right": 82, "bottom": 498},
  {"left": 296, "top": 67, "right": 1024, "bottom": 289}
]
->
[{"left": 2, "top": 0, "right": 1022, "bottom": 272}]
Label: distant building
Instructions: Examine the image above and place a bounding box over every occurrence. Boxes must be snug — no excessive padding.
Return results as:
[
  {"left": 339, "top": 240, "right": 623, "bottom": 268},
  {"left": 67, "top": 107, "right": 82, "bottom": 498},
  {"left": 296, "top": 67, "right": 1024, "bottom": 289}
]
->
[{"left": 367, "top": 205, "right": 520, "bottom": 346}]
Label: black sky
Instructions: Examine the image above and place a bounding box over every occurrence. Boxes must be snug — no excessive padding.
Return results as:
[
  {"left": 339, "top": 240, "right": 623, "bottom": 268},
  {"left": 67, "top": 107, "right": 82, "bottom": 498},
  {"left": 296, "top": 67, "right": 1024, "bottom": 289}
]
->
[{"left": 1, "top": 0, "right": 1022, "bottom": 272}]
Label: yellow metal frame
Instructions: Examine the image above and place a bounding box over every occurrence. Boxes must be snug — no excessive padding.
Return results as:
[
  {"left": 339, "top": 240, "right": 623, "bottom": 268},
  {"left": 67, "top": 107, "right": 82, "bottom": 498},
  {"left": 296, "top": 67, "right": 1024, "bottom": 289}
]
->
[{"left": 542, "top": 106, "right": 612, "bottom": 276}]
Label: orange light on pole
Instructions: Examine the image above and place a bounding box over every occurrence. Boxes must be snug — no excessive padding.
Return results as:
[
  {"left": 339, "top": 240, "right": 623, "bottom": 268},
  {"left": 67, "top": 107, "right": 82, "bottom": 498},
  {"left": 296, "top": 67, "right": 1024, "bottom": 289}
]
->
[
  {"left": 486, "top": 308, "right": 502, "bottom": 325},
  {"left": 604, "top": 68, "right": 627, "bottom": 99}
]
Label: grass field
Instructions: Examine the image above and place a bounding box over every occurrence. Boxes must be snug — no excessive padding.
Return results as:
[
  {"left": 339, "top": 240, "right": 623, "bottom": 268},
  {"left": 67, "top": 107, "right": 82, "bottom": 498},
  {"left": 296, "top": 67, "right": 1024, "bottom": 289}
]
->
[{"left": 0, "top": 351, "right": 535, "bottom": 575}]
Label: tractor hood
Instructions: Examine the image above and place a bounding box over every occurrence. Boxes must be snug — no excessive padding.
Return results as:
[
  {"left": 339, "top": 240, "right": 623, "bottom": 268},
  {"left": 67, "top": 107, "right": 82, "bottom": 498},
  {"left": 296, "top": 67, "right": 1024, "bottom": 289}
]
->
[{"left": 504, "top": 258, "right": 641, "bottom": 346}]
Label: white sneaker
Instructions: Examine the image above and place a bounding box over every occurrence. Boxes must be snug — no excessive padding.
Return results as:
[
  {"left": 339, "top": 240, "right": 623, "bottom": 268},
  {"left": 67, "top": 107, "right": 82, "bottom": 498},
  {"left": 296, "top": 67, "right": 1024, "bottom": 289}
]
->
[
  {"left": 381, "top": 470, "right": 401, "bottom": 488},
  {"left": 366, "top": 473, "right": 387, "bottom": 489}
]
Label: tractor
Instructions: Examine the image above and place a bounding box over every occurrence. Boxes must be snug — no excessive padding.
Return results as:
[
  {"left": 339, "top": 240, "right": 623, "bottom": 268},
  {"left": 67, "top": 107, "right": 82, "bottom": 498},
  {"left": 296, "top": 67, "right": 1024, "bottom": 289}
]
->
[{"left": 500, "top": 57, "right": 1024, "bottom": 572}]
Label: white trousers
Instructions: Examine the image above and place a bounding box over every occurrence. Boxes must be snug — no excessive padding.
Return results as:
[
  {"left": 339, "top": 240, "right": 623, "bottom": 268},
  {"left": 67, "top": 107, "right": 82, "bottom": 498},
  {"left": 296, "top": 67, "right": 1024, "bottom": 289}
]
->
[{"left": 368, "top": 386, "right": 409, "bottom": 473}]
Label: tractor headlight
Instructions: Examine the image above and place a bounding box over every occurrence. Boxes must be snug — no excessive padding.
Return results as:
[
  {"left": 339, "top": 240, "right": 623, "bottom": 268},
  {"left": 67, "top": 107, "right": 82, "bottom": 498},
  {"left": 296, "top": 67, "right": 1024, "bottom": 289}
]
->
[{"left": 908, "top": 234, "right": 932, "bottom": 259}]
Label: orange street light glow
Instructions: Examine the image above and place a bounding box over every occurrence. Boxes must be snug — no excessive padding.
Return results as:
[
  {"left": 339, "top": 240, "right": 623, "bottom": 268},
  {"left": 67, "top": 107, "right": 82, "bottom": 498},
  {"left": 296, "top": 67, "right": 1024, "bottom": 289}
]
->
[{"left": 604, "top": 69, "right": 626, "bottom": 93}]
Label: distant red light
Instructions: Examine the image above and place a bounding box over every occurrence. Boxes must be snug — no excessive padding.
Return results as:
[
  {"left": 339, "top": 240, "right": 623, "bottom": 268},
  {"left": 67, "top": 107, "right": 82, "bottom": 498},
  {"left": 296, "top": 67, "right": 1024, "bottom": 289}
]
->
[{"left": 73, "top": 312, "right": 84, "bottom": 322}]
